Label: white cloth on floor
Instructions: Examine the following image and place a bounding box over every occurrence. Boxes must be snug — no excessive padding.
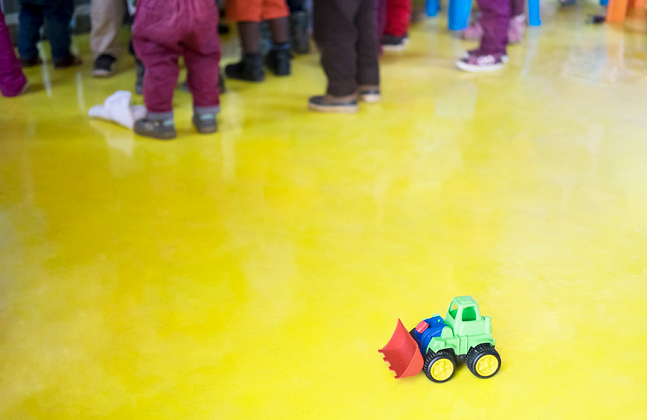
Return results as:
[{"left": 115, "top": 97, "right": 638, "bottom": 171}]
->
[{"left": 88, "top": 91, "right": 146, "bottom": 130}]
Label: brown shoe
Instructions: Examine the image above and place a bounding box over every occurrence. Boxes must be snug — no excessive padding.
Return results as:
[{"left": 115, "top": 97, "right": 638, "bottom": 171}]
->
[
  {"left": 358, "top": 85, "right": 381, "bottom": 103},
  {"left": 308, "top": 94, "right": 358, "bottom": 114},
  {"left": 20, "top": 56, "right": 43, "bottom": 68},
  {"left": 53, "top": 55, "right": 83, "bottom": 69}
]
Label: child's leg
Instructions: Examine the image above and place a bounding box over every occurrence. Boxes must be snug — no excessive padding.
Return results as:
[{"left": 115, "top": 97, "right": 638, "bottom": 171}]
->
[
  {"left": 287, "top": 0, "right": 304, "bottom": 11},
  {"left": 266, "top": 3, "right": 291, "bottom": 76},
  {"left": 375, "top": 0, "right": 387, "bottom": 41},
  {"left": 288, "top": 0, "right": 310, "bottom": 54},
  {"left": 0, "top": 10, "right": 28, "bottom": 97},
  {"left": 132, "top": 36, "right": 180, "bottom": 139},
  {"left": 510, "top": 0, "right": 524, "bottom": 16},
  {"left": 225, "top": 0, "right": 266, "bottom": 81},
  {"left": 313, "top": 0, "right": 362, "bottom": 97},
  {"left": 237, "top": 22, "right": 262, "bottom": 53},
  {"left": 90, "top": 0, "right": 124, "bottom": 60},
  {"left": 42, "top": 0, "right": 75, "bottom": 62},
  {"left": 267, "top": 17, "right": 290, "bottom": 44},
  {"left": 18, "top": 3, "right": 44, "bottom": 62},
  {"left": 184, "top": 5, "right": 222, "bottom": 133},
  {"left": 356, "top": 0, "right": 380, "bottom": 88},
  {"left": 383, "top": 0, "right": 411, "bottom": 37},
  {"left": 134, "top": 37, "right": 181, "bottom": 118},
  {"left": 477, "top": 0, "right": 510, "bottom": 56},
  {"left": 508, "top": 0, "right": 525, "bottom": 43},
  {"left": 265, "top": 0, "right": 290, "bottom": 44}
]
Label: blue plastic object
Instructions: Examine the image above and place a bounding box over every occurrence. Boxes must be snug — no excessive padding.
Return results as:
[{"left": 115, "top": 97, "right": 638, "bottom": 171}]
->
[
  {"left": 412, "top": 316, "right": 447, "bottom": 355},
  {"left": 599, "top": 0, "right": 608, "bottom": 5},
  {"left": 426, "top": 0, "right": 439, "bottom": 17},
  {"left": 448, "top": 0, "right": 473, "bottom": 31},
  {"left": 528, "top": 0, "right": 541, "bottom": 26}
]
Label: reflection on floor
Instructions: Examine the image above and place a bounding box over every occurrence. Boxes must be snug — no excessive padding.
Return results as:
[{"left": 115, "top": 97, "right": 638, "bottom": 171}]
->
[{"left": 2, "top": 3, "right": 647, "bottom": 420}]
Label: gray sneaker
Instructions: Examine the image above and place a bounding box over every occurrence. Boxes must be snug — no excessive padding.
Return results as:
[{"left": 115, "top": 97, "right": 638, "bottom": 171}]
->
[
  {"left": 134, "top": 118, "right": 177, "bottom": 140},
  {"left": 192, "top": 113, "right": 218, "bottom": 134},
  {"left": 93, "top": 54, "right": 117, "bottom": 78}
]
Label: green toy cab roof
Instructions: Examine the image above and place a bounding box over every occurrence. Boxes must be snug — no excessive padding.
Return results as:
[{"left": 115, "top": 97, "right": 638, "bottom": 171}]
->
[{"left": 452, "top": 296, "right": 477, "bottom": 306}]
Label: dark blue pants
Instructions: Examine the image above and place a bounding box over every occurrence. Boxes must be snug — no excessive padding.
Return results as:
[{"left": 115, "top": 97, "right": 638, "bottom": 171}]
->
[
  {"left": 18, "top": 0, "right": 74, "bottom": 61},
  {"left": 287, "top": 0, "right": 304, "bottom": 12}
]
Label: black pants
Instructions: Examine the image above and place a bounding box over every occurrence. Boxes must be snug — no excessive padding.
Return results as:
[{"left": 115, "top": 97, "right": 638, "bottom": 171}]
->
[{"left": 313, "top": 0, "right": 379, "bottom": 96}]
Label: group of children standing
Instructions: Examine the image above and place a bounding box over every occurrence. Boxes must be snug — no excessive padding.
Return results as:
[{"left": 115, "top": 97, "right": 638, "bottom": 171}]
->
[{"left": 1, "top": 0, "right": 526, "bottom": 139}]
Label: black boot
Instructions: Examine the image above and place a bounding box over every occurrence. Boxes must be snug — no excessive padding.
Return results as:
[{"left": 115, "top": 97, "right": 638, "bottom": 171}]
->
[
  {"left": 265, "top": 47, "right": 291, "bottom": 76},
  {"left": 290, "top": 11, "right": 310, "bottom": 54},
  {"left": 225, "top": 53, "right": 265, "bottom": 82}
]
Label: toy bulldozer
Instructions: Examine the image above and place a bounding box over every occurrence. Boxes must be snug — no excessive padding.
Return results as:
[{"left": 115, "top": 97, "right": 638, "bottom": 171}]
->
[{"left": 379, "top": 296, "right": 501, "bottom": 383}]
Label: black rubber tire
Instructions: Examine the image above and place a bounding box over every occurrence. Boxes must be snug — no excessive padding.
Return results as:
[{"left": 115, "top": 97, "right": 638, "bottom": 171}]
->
[
  {"left": 422, "top": 350, "right": 456, "bottom": 383},
  {"left": 466, "top": 343, "right": 501, "bottom": 379},
  {"left": 409, "top": 328, "right": 416, "bottom": 339}
]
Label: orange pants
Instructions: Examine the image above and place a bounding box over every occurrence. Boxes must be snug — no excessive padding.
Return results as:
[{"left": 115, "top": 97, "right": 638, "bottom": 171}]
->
[{"left": 226, "top": 0, "right": 289, "bottom": 22}]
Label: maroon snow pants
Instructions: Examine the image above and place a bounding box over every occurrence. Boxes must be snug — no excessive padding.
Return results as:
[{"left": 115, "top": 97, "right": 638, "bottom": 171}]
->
[
  {"left": 0, "top": 10, "right": 27, "bottom": 97},
  {"left": 478, "top": 0, "right": 510, "bottom": 55},
  {"left": 133, "top": 0, "right": 221, "bottom": 114}
]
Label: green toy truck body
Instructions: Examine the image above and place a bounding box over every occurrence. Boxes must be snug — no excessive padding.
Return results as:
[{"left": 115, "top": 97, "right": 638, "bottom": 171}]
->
[
  {"left": 425, "top": 296, "right": 495, "bottom": 356},
  {"left": 380, "top": 296, "right": 501, "bottom": 383}
]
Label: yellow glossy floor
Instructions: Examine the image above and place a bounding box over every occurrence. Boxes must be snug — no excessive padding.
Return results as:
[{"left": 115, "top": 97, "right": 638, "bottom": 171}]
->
[{"left": 2, "top": 3, "right": 647, "bottom": 419}]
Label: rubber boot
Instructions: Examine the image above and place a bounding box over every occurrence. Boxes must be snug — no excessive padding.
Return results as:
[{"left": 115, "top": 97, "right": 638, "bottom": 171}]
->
[
  {"left": 225, "top": 52, "right": 265, "bottom": 82},
  {"left": 265, "top": 47, "right": 291, "bottom": 76},
  {"left": 290, "top": 11, "right": 310, "bottom": 54}
]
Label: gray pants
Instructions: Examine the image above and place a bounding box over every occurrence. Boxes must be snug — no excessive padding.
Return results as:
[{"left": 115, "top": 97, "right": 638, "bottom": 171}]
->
[{"left": 90, "top": 0, "right": 125, "bottom": 59}]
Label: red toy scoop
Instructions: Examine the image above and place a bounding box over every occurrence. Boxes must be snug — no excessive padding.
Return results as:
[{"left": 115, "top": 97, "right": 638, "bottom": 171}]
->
[{"left": 378, "top": 319, "right": 424, "bottom": 379}]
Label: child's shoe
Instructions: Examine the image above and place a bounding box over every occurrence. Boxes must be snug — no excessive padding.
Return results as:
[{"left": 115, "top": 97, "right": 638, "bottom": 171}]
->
[
  {"left": 308, "top": 94, "right": 358, "bottom": 113},
  {"left": 192, "top": 112, "right": 218, "bottom": 134},
  {"left": 265, "top": 46, "right": 291, "bottom": 76},
  {"left": 508, "top": 14, "right": 525, "bottom": 44},
  {"left": 461, "top": 49, "right": 508, "bottom": 63},
  {"left": 456, "top": 51, "right": 506, "bottom": 72},
  {"left": 93, "top": 54, "right": 117, "bottom": 78},
  {"left": 462, "top": 21, "right": 484, "bottom": 41},
  {"left": 290, "top": 11, "right": 311, "bottom": 54},
  {"left": 358, "top": 85, "right": 381, "bottom": 103},
  {"left": 53, "top": 55, "right": 83, "bottom": 69},
  {"left": 225, "top": 53, "right": 265, "bottom": 82},
  {"left": 381, "top": 34, "right": 407, "bottom": 51},
  {"left": 134, "top": 117, "right": 177, "bottom": 140},
  {"left": 20, "top": 56, "right": 43, "bottom": 68}
]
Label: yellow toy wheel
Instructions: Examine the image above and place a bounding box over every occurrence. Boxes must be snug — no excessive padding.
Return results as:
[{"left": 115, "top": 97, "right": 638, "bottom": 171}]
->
[
  {"left": 466, "top": 344, "right": 501, "bottom": 379},
  {"left": 423, "top": 350, "right": 456, "bottom": 383}
]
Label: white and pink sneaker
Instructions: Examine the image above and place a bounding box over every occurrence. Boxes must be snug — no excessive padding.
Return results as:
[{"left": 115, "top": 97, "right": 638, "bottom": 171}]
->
[{"left": 456, "top": 52, "right": 506, "bottom": 72}]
